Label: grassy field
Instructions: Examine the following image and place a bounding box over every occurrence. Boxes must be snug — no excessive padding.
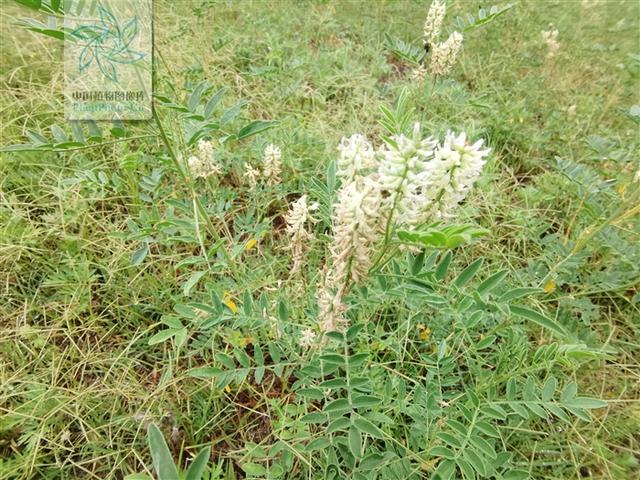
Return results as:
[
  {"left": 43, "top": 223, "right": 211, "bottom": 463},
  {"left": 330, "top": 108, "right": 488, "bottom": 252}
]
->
[{"left": 1, "top": 0, "right": 639, "bottom": 479}]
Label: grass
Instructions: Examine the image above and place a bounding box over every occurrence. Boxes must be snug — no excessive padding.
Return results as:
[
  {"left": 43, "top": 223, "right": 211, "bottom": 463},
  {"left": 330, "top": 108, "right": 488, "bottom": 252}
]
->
[{"left": 1, "top": 0, "right": 639, "bottom": 479}]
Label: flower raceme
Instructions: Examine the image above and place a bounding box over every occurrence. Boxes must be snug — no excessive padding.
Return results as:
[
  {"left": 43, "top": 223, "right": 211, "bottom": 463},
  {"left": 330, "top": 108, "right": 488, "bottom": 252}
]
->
[
  {"left": 336, "top": 134, "right": 377, "bottom": 182},
  {"left": 187, "top": 139, "right": 221, "bottom": 178},
  {"left": 284, "top": 194, "right": 318, "bottom": 274},
  {"left": 263, "top": 143, "right": 282, "bottom": 185},
  {"left": 316, "top": 271, "right": 347, "bottom": 335},
  {"left": 313, "top": 137, "right": 382, "bottom": 336},
  {"left": 299, "top": 328, "right": 317, "bottom": 349},
  {"left": 412, "top": 1, "right": 464, "bottom": 80},
  {"left": 377, "top": 123, "right": 437, "bottom": 226},
  {"left": 541, "top": 28, "right": 560, "bottom": 58},
  {"left": 316, "top": 124, "right": 490, "bottom": 336},
  {"left": 242, "top": 144, "right": 282, "bottom": 189},
  {"left": 423, "top": 0, "right": 446, "bottom": 48},
  {"left": 429, "top": 31, "right": 464, "bottom": 78},
  {"left": 408, "top": 131, "right": 490, "bottom": 223},
  {"left": 330, "top": 177, "right": 382, "bottom": 287},
  {"left": 378, "top": 125, "right": 490, "bottom": 227},
  {"left": 245, "top": 163, "right": 260, "bottom": 189},
  {"left": 315, "top": 180, "right": 383, "bottom": 338},
  {"left": 198, "top": 138, "right": 214, "bottom": 164}
]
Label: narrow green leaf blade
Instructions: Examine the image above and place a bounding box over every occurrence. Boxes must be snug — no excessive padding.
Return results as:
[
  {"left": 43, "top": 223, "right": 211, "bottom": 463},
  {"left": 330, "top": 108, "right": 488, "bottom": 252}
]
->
[
  {"left": 237, "top": 120, "right": 278, "bottom": 140},
  {"left": 510, "top": 305, "right": 566, "bottom": 336},
  {"left": 454, "top": 257, "right": 484, "bottom": 288},
  {"left": 147, "top": 424, "right": 179, "bottom": 480},
  {"left": 185, "top": 447, "right": 211, "bottom": 480},
  {"left": 348, "top": 425, "right": 363, "bottom": 458}
]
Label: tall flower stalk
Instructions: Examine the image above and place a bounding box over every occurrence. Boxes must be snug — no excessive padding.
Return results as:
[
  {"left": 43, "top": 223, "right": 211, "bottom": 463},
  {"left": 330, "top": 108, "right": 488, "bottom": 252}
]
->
[
  {"left": 284, "top": 194, "right": 318, "bottom": 274},
  {"left": 317, "top": 118, "right": 490, "bottom": 337},
  {"left": 316, "top": 134, "right": 382, "bottom": 335},
  {"left": 263, "top": 144, "right": 282, "bottom": 185},
  {"left": 429, "top": 31, "right": 463, "bottom": 78},
  {"left": 423, "top": 0, "right": 446, "bottom": 48},
  {"left": 187, "top": 139, "right": 221, "bottom": 178},
  {"left": 412, "top": 1, "right": 464, "bottom": 81},
  {"left": 317, "top": 179, "right": 382, "bottom": 334}
]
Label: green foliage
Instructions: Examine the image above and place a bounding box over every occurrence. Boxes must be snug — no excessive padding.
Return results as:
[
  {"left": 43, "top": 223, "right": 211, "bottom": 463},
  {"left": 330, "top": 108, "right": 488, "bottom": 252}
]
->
[
  {"left": 397, "top": 223, "right": 488, "bottom": 249},
  {"left": 384, "top": 33, "right": 424, "bottom": 66},
  {"left": 139, "top": 423, "right": 213, "bottom": 480},
  {"left": 454, "top": 4, "right": 514, "bottom": 33},
  {"left": 155, "top": 82, "right": 277, "bottom": 146},
  {"left": 0, "top": 120, "right": 131, "bottom": 152}
]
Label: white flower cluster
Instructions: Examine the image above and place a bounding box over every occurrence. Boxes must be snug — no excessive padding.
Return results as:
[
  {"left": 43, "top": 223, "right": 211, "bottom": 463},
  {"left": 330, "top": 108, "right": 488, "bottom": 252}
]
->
[
  {"left": 413, "top": 1, "right": 464, "bottom": 80},
  {"left": 316, "top": 136, "right": 382, "bottom": 334},
  {"left": 336, "top": 134, "right": 377, "bottom": 182},
  {"left": 377, "top": 125, "right": 489, "bottom": 226},
  {"left": 316, "top": 178, "right": 382, "bottom": 335},
  {"left": 429, "top": 31, "right": 463, "bottom": 78},
  {"left": 242, "top": 143, "right": 283, "bottom": 189},
  {"left": 187, "top": 139, "right": 221, "bottom": 178},
  {"left": 317, "top": 124, "right": 490, "bottom": 335},
  {"left": 541, "top": 29, "right": 560, "bottom": 58},
  {"left": 263, "top": 144, "right": 282, "bottom": 185},
  {"left": 378, "top": 123, "right": 437, "bottom": 224},
  {"left": 284, "top": 194, "right": 318, "bottom": 274},
  {"left": 245, "top": 164, "right": 260, "bottom": 189},
  {"left": 423, "top": 0, "right": 446, "bottom": 47},
  {"left": 411, "top": 63, "right": 428, "bottom": 82},
  {"left": 317, "top": 270, "right": 347, "bottom": 335},
  {"left": 330, "top": 178, "right": 381, "bottom": 286},
  {"left": 406, "top": 131, "right": 490, "bottom": 223},
  {"left": 299, "top": 328, "right": 317, "bottom": 349}
]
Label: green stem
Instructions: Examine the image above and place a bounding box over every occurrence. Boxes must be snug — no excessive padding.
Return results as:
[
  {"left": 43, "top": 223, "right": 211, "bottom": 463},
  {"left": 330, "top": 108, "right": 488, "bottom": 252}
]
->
[
  {"left": 152, "top": 107, "right": 219, "bottom": 241},
  {"left": 4, "top": 135, "right": 157, "bottom": 153},
  {"left": 369, "top": 165, "right": 408, "bottom": 273}
]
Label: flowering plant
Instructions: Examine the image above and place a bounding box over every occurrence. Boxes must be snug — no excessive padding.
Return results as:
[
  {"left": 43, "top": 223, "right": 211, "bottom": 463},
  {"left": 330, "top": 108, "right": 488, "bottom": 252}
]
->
[{"left": 311, "top": 90, "right": 490, "bottom": 338}]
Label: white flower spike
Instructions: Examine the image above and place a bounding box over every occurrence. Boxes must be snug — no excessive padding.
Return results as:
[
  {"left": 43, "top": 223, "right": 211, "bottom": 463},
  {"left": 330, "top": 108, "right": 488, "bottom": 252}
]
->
[
  {"left": 423, "top": 0, "right": 446, "bottom": 47},
  {"left": 430, "top": 31, "right": 463, "bottom": 78},
  {"left": 263, "top": 144, "right": 282, "bottom": 185}
]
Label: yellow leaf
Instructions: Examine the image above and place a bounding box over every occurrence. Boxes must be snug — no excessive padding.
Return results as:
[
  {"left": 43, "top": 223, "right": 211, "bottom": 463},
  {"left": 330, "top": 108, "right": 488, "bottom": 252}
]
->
[
  {"left": 224, "top": 385, "right": 231, "bottom": 393},
  {"left": 420, "top": 458, "right": 440, "bottom": 471},
  {"left": 244, "top": 238, "right": 257, "bottom": 250},
  {"left": 223, "top": 291, "right": 238, "bottom": 314},
  {"left": 224, "top": 298, "right": 238, "bottom": 314},
  {"left": 418, "top": 326, "right": 432, "bottom": 341},
  {"left": 544, "top": 279, "right": 556, "bottom": 293}
]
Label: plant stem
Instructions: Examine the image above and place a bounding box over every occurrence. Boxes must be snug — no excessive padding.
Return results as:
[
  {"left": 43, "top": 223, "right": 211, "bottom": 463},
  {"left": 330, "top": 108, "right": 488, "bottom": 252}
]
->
[{"left": 152, "top": 107, "right": 219, "bottom": 241}]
